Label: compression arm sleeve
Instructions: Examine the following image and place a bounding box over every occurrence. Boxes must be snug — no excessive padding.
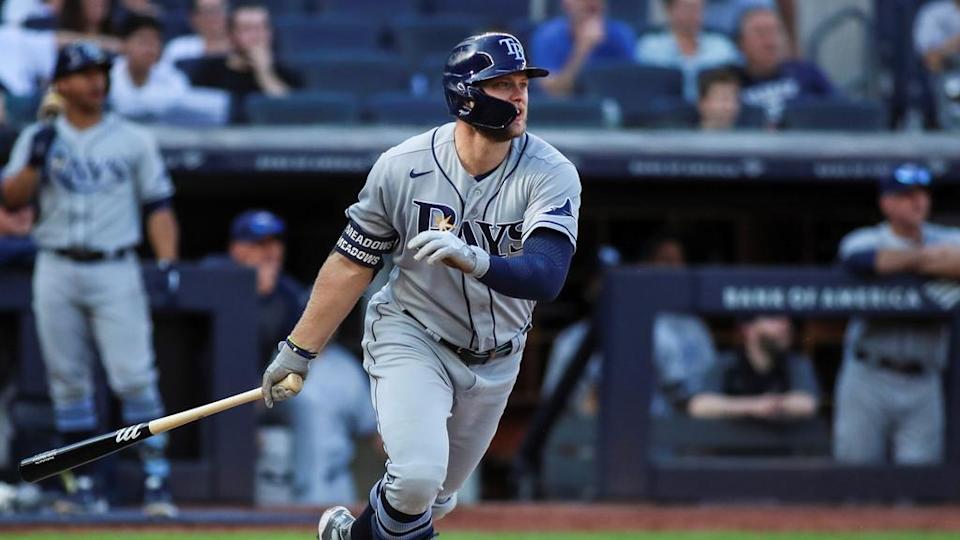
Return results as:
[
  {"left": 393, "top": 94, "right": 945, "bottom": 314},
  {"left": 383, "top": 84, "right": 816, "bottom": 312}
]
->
[{"left": 478, "top": 228, "right": 574, "bottom": 301}]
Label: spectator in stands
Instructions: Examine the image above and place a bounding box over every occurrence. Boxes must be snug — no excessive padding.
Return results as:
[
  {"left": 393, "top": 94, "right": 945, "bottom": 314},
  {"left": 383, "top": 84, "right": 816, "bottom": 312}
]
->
[
  {"left": 688, "top": 315, "right": 819, "bottom": 420},
  {"left": 735, "top": 7, "right": 834, "bottom": 127},
  {"left": 703, "top": 0, "right": 796, "bottom": 52},
  {"left": 0, "top": 24, "right": 57, "bottom": 97},
  {"left": 161, "top": 0, "right": 230, "bottom": 67},
  {"left": 59, "top": 0, "right": 114, "bottom": 35},
  {"left": 109, "top": 15, "right": 228, "bottom": 124},
  {"left": 834, "top": 164, "right": 960, "bottom": 465},
  {"left": 914, "top": 0, "right": 960, "bottom": 129},
  {"left": 3, "top": 0, "right": 60, "bottom": 27},
  {"left": 57, "top": 0, "right": 122, "bottom": 52},
  {"left": 184, "top": 2, "right": 301, "bottom": 123},
  {"left": 697, "top": 66, "right": 741, "bottom": 130},
  {"left": 204, "top": 210, "right": 378, "bottom": 505},
  {"left": 0, "top": 206, "right": 36, "bottom": 267},
  {"left": 531, "top": 0, "right": 636, "bottom": 97},
  {"left": 636, "top": 0, "right": 739, "bottom": 101}
]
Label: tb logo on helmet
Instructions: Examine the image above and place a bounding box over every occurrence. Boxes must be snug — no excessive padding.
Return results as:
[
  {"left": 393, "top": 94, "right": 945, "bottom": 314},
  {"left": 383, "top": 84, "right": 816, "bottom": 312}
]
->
[{"left": 499, "top": 37, "right": 526, "bottom": 62}]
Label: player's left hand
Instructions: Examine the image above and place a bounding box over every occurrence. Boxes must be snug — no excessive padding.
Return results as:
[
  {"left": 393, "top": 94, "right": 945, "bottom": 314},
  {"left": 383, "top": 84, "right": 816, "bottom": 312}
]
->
[{"left": 408, "top": 230, "right": 490, "bottom": 277}]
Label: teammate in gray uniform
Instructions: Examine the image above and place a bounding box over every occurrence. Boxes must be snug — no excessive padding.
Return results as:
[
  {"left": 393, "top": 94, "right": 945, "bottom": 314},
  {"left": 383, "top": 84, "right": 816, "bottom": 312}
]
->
[
  {"left": 835, "top": 164, "right": 960, "bottom": 465},
  {"left": 0, "top": 42, "right": 179, "bottom": 515},
  {"left": 260, "top": 33, "right": 580, "bottom": 540}
]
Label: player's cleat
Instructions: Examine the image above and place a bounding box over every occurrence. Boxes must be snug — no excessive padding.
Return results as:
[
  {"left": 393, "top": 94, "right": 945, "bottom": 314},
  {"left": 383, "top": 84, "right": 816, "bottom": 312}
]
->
[
  {"left": 142, "top": 475, "right": 178, "bottom": 518},
  {"left": 52, "top": 474, "right": 108, "bottom": 515},
  {"left": 318, "top": 505, "right": 355, "bottom": 540}
]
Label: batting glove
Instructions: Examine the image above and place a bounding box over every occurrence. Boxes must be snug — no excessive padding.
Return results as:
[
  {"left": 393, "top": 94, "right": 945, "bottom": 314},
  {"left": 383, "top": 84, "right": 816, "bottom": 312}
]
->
[
  {"left": 27, "top": 125, "right": 56, "bottom": 169},
  {"left": 261, "top": 340, "right": 311, "bottom": 408},
  {"left": 408, "top": 230, "right": 490, "bottom": 277}
]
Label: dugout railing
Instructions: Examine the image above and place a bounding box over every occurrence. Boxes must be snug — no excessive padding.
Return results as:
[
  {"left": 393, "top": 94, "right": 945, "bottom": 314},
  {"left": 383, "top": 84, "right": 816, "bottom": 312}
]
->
[{"left": 598, "top": 267, "right": 960, "bottom": 501}]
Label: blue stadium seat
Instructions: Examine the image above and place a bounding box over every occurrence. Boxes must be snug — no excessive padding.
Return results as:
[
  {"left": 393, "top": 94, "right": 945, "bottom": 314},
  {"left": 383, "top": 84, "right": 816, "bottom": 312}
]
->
[
  {"left": 5, "top": 94, "right": 42, "bottom": 128},
  {"left": 528, "top": 97, "right": 610, "bottom": 128},
  {"left": 245, "top": 91, "right": 359, "bottom": 125},
  {"left": 389, "top": 15, "right": 489, "bottom": 65},
  {"left": 323, "top": 0, "right": 418, "bottom": 20},
  {"left": 621, "top": 96, "right": 698, "bottom": 128},
  {"left": 288, "top": 52, "right": 412, "bottom": 97},
  {"left": 274, "top": 15, "right": 382, "bottom": 57},
  {"left": 422, "top": 0, "right": 526, "bottom": 24},
  {"left": 737, "top": 104, "right": 768, "bottom": 129},
  {"left": 268, "top": 0, "right": 318, "bottom": 15},
  {"left": 582, "top": 62, "right": 685, "bottom": 122},
  {"left": 365, "top": 92, "right": 451, "bottom": 126},
  {"left": 781, "top": 99, "right": 888, "bottom": 131}
]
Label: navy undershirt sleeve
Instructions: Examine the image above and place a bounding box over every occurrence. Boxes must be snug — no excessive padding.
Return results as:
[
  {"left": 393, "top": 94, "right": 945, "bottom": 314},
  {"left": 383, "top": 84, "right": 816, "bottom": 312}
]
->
[
  {"left": 841, "top": 250, "right": 876, "bottom": 275},
  {"left": 478, "top": 228, "right": 574, "bottom": 301}
]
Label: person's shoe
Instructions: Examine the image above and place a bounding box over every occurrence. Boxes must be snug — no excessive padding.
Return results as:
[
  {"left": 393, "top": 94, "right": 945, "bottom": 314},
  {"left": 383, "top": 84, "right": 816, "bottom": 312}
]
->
[
  {"left": 318, "top": 506, "right": 355, "bottom": 540},
  {"left": 52, "top": 474, "right": 108, "bottom": 515},
  {"left": 142, "top": 475, "right": 178, "bottom": 518}
]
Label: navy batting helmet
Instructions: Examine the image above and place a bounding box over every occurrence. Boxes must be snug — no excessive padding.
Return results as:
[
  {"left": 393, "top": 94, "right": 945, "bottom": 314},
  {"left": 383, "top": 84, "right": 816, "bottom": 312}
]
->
[
  {"left": 442, "top": 32, "right": 548, "bottom": 130},
  {"left": 53, "top": 41, "right": 112, "bottom": 81}
]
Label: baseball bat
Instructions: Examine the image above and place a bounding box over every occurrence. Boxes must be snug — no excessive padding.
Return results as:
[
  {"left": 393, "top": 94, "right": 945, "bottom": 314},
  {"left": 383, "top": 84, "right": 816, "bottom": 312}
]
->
[{"left": 18, "top": 373, "right": 303, "bottom": 483}]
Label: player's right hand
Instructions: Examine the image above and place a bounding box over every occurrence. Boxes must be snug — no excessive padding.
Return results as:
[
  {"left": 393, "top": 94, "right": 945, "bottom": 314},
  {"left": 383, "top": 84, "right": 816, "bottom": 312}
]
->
[
  {"left": 27, "top": 125, "right": 56, "bottom": 169},
  {"left": 261, "top": 341, "right": 310, "bottom": 408}
]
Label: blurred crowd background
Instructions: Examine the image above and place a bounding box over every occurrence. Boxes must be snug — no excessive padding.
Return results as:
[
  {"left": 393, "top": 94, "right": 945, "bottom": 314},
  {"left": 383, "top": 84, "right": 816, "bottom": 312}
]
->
[{"left": 0, "top": 0, "right": 953, "bottom": 131}]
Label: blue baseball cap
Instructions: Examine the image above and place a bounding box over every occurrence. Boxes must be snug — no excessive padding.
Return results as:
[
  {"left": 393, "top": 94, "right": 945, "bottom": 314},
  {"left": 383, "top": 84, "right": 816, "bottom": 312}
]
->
[
  {"left": 230, "top": 210, "right": 286, "bottom": 242},
  {"left": 879, "top": 163, "right": 932, "bottom": 195}
]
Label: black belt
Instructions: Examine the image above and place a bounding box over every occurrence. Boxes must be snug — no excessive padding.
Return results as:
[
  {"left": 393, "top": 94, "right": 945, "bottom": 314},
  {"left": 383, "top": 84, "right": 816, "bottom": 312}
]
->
[
  {"left": 855, "top": 352, "right": 927, "bottom": 376},
  {"left": 403, "top": 310, "right": 512, "bottom": 366},
  {"left": 51, "top": 247, "right": 132, "bottom": 263}
]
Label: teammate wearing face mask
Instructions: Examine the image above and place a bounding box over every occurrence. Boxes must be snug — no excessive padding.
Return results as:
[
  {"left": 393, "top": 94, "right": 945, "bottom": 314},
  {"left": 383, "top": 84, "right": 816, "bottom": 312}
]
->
[{"left": 687, "top": 315, "right": 820, "bottom": 420}]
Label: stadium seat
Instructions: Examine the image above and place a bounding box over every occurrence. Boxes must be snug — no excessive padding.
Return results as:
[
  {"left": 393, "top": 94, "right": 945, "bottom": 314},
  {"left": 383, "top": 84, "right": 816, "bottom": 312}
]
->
[
  {"left": 245, "top": 91, "right": 359, "bottom": 125},
  {"left": 528, "top": 97, "right": 610, "bottom": 128},
  {"left": 411, "top": 54, "right": 449, "bottom": 96},
  {"left": 422, "top": 0, "right": 526, "bottom": 24},
  {"left": 268, "top": 0, "right": 319, "bottom": 15},
  {"left": 389, "top": 15, "right": 489, "bottom": 65},
  {"left": 288, "top": 52, "right": 412, "bottom": 97},
  {"left": 365, "top": 92, "right": 451, "bottom": 126},
  {"left": 621, "top": 96, "right": 699, "bottom": 128},
  {"left": 274, "top": 15, "right": 383, "bottom": 57},
  {"left": 5, "top": 94, "right": 42, "bottom": 128},
  {"left": 737, "top": 104, "right": 768, "bottom": 129},
  {"left": 323, "top": 0, "right": 417, "bottom": 20},
  {"left": 583, "top": 62, "right": 683, "bottom": 101},
  {"left": 582, "top": 63, "right": 685, "bottom": 124},
  {"left": 781, "top": 98, "right": 888, "bottom": 131}
]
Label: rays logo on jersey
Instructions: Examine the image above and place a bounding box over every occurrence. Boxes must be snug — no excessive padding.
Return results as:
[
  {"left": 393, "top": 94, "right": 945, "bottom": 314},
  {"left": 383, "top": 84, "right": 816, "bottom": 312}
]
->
[
  {"left": 414, "top": 200, "right": 523, "bottom": 256},
  {"left": 49, "top": 146, "right": 128, "bottom": 194}
]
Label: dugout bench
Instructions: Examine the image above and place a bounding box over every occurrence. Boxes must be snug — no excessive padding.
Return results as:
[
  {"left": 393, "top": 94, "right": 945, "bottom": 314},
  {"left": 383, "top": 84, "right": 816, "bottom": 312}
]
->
[{"left": 0, "top": 264, "right": 259, "bottom": 503}]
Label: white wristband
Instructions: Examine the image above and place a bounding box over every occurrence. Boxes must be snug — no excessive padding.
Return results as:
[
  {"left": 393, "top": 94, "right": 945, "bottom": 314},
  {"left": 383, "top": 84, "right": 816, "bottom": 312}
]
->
[{"left": 468, "top": 245, "right": 490, "bottom": 278}]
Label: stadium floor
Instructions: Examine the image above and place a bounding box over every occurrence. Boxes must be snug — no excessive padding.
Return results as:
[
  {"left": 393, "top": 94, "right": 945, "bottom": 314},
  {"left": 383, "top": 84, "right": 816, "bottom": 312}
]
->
[{"left": 2, "top": 503, "right": 959, "bottom": 538}]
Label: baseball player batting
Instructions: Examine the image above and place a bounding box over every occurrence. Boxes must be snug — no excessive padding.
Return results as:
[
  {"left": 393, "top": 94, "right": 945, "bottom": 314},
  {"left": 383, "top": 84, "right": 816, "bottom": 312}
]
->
[
  {"left": 260, "top": 32, "right": 580, "bottom": 540},
  {"left": 0, "top": 42, "right": 179, "bottom": 517}
]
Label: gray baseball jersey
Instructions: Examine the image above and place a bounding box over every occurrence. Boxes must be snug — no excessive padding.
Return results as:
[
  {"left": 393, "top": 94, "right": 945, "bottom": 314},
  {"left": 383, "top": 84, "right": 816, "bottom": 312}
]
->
[
  {"left": 838, "top": 222, "right": 960, "bottom": 370},
  {"left": 4, "top": 113, "right": 174, "bottom": 251},
  {"left": 338, "top": 122, "right": 581, "bottom": 352}
]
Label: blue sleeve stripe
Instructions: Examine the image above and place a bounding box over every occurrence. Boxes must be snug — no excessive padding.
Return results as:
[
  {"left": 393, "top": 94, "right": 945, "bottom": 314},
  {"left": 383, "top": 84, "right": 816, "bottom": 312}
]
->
[{"left": 143, "top": 197, "right": 173, "bottom": 215}]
